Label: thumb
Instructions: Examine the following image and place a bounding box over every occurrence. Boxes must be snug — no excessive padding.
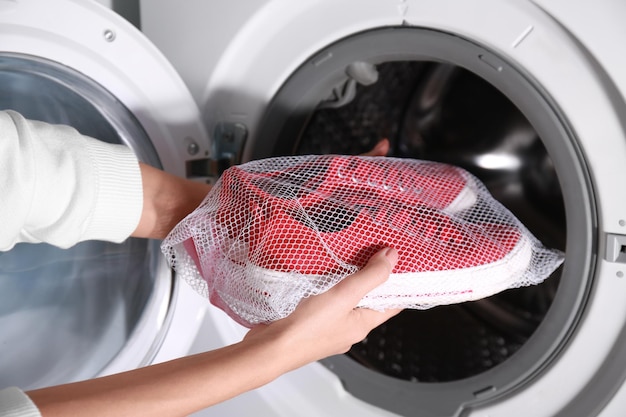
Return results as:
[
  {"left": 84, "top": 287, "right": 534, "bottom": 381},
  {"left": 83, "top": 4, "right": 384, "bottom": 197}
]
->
[{"left": 333, "top": 248, "right": 398, "bottom": 305}]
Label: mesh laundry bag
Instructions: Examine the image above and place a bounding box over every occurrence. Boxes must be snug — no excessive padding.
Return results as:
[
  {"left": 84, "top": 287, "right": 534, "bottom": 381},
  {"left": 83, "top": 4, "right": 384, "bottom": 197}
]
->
[{"left": 162, "top": 155, "right": 564, "bottom": 327}]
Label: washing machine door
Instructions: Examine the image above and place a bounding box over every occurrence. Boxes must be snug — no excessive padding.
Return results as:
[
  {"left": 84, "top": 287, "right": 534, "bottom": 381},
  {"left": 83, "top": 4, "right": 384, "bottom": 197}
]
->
[
  {"left": 142, "top": 0, "right": 626, "bottom": 416},
  {"left": 0, "top": 0, "right": 211, "bottom": 390}
]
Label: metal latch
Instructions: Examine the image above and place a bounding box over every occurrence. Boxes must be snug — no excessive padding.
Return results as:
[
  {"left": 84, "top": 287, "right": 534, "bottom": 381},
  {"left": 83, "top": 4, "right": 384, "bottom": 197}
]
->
[
  {"left": 606, "top": 233, "right": 626, "bottom": 263},
  {"left": 186, "top": 122, "right": 247, "bottom": 181}
]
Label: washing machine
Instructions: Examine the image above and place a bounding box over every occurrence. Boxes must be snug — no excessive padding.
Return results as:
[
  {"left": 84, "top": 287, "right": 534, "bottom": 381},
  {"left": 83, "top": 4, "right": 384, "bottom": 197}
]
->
[
  {"left": 0, "top": 0, "right": 217, "bottom": 400},
  {"left": 138, "top": 0, "right": 626, "bottom": 416}
]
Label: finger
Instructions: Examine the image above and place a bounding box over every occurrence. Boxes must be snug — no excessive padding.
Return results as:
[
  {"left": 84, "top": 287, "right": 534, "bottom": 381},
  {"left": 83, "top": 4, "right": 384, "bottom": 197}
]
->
[
  {"left": 332, "top": 247, "right": 398, "bottom": 306},
  {"left": 355, "top": 306, "right": 403, "bottom": 327},
  {"left": 349, "top": 307, "right": 403, "bottom": 339},
  {"left": 361, "top": 138, "right": 390, "bottom": 157}
]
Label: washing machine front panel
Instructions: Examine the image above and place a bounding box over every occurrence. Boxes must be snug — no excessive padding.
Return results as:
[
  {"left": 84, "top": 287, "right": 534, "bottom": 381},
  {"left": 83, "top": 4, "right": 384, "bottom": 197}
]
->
[
  {"left": 530, "top": 0, "right": 626, "bottom": 105},
  {"left": 140, "top": 0, "right": 626, "bottom": 416},
  {"left": 0, "top": 0, "right": 210, "bottom": 388}
]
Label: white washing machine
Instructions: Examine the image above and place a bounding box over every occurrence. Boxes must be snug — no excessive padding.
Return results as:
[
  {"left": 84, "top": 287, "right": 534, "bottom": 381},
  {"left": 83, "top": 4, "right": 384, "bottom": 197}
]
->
[{"left": 138, "top": 0, "right": 626, "bottom": 416}]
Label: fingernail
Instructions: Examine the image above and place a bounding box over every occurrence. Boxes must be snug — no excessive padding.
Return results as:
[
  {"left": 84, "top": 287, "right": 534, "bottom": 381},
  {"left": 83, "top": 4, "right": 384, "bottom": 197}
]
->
[{"left": 383, "top": 247, "right": 398, "bottom": 266}]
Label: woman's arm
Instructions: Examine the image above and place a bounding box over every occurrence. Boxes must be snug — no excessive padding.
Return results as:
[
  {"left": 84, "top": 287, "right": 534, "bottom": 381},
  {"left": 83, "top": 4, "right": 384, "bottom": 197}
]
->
[
  {"left": 27, "top": 248, "right": 399, "bottom": 417},
  {"left": 0, "top": 110, "right": 143, "bottom": 250}
]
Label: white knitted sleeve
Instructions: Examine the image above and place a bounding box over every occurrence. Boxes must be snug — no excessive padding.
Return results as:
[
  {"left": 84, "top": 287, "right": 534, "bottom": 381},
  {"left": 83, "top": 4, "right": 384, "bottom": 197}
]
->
[
  {"left": 0, "top": 110, "right": 143, "bottom": 250},
  {"left": 0, "top": 387, "right": 40, "bottom": 417}
]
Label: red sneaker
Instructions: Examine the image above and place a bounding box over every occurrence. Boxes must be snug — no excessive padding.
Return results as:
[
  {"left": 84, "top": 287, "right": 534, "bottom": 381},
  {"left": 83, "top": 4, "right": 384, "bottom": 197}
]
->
[
  {"left": 220, "top": 198, "right": 530, "bottom": 308},
  {"left": 173, "top": 155, "right": 556, "bottom": 327}
]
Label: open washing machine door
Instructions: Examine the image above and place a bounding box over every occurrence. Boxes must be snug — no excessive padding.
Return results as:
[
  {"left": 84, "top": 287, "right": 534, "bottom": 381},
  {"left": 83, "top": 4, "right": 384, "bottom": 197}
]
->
[
  {"left": 142, "top": 0, "right": 626, "bottom": 416},
  {"left": 0, "top": 0, "right": 212, "bottom": 391}
]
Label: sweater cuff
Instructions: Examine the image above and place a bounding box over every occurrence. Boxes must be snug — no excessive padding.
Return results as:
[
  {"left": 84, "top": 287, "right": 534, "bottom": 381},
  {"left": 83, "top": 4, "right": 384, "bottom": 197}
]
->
[
  {"left": 0, "top": 387, "right": 41, "bottom": 417},
  {"left": 81, "top": 140, "right": 143, "bottom": 243}
]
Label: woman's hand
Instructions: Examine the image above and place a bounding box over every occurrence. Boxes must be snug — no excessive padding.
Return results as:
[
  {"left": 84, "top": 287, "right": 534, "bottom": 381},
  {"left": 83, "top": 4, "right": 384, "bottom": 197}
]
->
[
  {"left": 28, "top": 248, "right": 400, "bottom": 417},
  {"left": 362, "top": 138, "right": 390, "bottom": 157},
  {"left": 245, "top": 247, "right": 400, "bottom": 369}
]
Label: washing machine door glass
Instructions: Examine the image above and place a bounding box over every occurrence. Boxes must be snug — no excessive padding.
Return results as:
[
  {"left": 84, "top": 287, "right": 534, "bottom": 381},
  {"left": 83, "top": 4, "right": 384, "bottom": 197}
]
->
[{"left": 0, "top": 54, "right": 169, "bottom": 390}]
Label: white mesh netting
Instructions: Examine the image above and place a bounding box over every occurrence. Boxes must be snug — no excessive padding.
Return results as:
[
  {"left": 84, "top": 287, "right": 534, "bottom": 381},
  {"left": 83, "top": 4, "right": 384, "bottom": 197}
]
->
[{"left": 162, "top": 155, "right": 564, "bottom": 327}]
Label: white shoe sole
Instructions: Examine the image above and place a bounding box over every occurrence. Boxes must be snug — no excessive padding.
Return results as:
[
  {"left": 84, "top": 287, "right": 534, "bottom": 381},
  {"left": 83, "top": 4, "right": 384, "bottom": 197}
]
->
[{"left": 210, "top": 230, "right": 542, "bottom": 325}]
